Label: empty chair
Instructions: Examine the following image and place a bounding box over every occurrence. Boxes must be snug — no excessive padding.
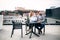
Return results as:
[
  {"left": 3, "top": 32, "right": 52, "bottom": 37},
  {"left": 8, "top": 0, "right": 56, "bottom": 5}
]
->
[{"left": 11, "top": 20, "right": 23, "bottom": 38}]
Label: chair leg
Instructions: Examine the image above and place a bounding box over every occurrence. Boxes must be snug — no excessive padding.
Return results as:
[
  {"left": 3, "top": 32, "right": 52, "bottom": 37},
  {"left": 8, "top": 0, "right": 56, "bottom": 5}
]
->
[
  {"left": 25, "top": 25, "right": 27, "bottom": 34},
  {"left": 21, "top": 27, "right": 23, "bottom": 38},
  {"left": 11, "top": 29, "right": 14, "bottom": 37},
  {"left": 43, "top": 26, "right": 45, "bottom": 35},
  {"left": 34, "top": 27, "right": 36, "bottom": 33}
]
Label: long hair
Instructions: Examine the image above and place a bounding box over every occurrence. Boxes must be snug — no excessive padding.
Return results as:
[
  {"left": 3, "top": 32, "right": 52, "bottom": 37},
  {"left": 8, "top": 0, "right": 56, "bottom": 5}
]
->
[{"left": 29, "top": 11, "right": 34, "bottom": 17}]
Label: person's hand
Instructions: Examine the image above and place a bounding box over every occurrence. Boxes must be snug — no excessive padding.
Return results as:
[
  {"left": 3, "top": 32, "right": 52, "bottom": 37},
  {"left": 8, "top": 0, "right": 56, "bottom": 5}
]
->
[{"left": 37, "top": 20, "right": 42, "bottom": 23}]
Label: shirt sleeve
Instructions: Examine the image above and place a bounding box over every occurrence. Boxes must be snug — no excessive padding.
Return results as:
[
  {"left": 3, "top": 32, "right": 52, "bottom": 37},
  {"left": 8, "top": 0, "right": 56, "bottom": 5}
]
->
[{"left": 41, "top": 15, "right": 46, "bottom": 22}]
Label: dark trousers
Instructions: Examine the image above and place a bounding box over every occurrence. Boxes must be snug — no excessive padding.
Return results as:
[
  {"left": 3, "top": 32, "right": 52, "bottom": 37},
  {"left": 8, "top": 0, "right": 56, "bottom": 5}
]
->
[
  {"left": 29, "top": 23, "right": 34, "bottom": 29},
  {"left": 35, "top": 23, "right": 45, "bottom": 30},
  {"left": 29, "top": 23, "right": 45, "bottom": 30}
]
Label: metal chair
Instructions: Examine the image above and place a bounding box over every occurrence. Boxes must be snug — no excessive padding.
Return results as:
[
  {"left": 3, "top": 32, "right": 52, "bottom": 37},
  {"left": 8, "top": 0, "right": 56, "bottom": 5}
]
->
[{"left": 11, "top": 20, "right": 23, "bottom": 38}]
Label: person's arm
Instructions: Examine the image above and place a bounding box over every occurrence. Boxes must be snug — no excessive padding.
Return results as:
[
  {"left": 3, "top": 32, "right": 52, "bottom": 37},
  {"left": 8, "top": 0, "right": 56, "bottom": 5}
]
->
[
  {"left": 37, "top": 15, "right": 46, "bottom": 23},
  {"left": 41, "top": 15, "right": 45, "bottom": 22}
]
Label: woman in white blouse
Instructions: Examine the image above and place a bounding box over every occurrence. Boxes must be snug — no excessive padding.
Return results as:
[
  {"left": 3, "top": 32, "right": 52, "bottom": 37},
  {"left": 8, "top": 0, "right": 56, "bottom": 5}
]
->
[{"left": 27, "top": 11, "right": 37, "bottom": 32}]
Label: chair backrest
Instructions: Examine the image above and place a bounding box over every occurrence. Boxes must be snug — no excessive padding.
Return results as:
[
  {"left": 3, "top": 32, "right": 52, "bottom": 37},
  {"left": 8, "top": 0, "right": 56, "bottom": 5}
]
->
[
  {"left": 25, "top": 16, "right": 30, "bottom": 26},
  {"left": 45, "top": 18, "right": 47, "bottom": 23},
  {"left": 12, "top": 20, "right": 22, "bottom": 29}
]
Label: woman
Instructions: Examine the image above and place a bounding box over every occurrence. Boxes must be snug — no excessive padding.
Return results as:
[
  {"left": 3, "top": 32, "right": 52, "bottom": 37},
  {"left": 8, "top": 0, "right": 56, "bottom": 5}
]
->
[{"left": 27, "top": 11, "right": 37, "bottom": 32}]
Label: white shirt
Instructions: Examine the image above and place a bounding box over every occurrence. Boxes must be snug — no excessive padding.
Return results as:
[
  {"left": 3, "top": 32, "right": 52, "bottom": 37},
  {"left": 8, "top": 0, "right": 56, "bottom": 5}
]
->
[{"left": 30, "top": 15, "right": 37, "bottom": 23}]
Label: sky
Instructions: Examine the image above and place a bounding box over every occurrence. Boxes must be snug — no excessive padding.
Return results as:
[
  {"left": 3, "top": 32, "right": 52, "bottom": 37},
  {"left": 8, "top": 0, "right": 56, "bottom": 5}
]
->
[{"left": 0, "top": 0, "right": 60, "bottom": 11}]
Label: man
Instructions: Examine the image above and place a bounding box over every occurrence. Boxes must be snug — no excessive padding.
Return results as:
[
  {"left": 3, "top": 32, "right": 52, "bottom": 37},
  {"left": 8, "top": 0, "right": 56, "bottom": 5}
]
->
[{"left": 35, "top": 11, "right": 46, "bottom": 34}]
